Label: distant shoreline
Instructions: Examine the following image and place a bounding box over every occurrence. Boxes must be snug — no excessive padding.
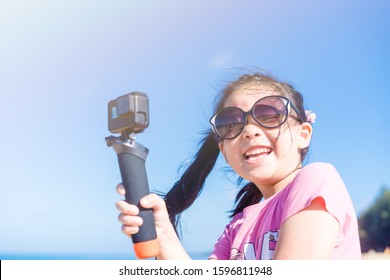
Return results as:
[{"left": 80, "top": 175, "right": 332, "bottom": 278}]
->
[
  {"left": 1, "top": 251, "right": 389, "bottom": 260},
  {"left": 0, "top": 251, "right": 210, "bottom": 260}
]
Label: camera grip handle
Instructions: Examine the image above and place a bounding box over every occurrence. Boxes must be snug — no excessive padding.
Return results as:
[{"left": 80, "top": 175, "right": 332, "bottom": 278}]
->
[{"left": 117, "top": 152, "right": 159, "bottom": 259}]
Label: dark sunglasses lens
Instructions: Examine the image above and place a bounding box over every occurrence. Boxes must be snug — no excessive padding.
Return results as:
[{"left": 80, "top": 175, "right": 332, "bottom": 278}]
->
[
  {"left": 214, "top": 108, "right": 244, "bottom": 138},
  {"left": 253, "top": 97, "right": 288, "bottom": 128}
]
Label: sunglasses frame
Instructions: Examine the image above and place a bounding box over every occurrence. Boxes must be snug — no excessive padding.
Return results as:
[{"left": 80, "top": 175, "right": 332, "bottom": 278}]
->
[{"left": 209, "top": 95, "right": 302, "bottom": 140}]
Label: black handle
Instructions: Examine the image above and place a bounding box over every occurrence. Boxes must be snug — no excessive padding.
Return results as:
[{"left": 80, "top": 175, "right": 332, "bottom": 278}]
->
[{"left": 117, "top": 152, "right": 159, "bottom": 258}]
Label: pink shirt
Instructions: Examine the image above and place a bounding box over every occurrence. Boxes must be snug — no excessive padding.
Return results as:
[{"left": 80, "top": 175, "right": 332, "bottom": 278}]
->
[{"left": 209, "top": 162, "right": 361, "bottom": 260}]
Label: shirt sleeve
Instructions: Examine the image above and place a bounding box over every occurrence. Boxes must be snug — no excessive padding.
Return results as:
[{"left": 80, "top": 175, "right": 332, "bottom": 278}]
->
[
  {"left": 209, "top": 211, "right": 247, "bottom": 260},
  {"left": 208, "top": 223, "right": 231, "bottom": 260},
  {"left": 280, "top": 163, "right": 350, "bottom": 231}
]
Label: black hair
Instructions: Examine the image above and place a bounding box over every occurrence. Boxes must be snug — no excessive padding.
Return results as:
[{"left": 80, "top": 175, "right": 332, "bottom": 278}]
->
[
  {"left": 164, "top": 131, "right": 220, "bottom": 233},
  {"left": 164, "top": 71, "right": 310, "bottom": 234}
]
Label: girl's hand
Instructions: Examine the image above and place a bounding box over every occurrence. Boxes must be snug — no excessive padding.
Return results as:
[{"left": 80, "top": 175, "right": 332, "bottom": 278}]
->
[
  {"left": 115, "top": 183, "right": 171, "bottom": 237},
  {"left": 115, "top": 183, "right": 191, "bottom": 260}
]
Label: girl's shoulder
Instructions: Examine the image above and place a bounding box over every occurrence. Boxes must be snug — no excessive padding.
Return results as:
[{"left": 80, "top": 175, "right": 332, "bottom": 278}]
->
[
  {"left": 299, "top": 162, "right": 340, "bottom": 179},
  {"left": 282, "top": 162, "right": 353, "bottom": 225},
  {"left": 287, "top": 162, "right": 346, "bottom": 201},
  {"left": 302, "top": 161, "right": 337, "bottom": 171}
]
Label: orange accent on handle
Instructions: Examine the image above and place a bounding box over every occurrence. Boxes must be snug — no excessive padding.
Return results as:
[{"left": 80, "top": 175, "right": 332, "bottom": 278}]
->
[{"left": 133, "top": 239, "right": 159, "bottom": 259}]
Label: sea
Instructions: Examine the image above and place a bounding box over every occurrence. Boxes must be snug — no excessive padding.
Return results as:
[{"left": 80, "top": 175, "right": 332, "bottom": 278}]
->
[{"left": 0, "top": 251, "right": 211, "bottom": 260}]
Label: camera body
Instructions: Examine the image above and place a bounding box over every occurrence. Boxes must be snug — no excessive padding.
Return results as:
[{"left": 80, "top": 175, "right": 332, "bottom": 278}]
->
[{"left": 107, "top": 92, "right": 149, "bottom": 135}]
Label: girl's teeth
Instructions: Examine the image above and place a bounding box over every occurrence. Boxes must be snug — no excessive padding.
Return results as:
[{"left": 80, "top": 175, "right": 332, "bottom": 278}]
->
[{"left": 245, "top": 148, "right": 271, "bottom": 159}]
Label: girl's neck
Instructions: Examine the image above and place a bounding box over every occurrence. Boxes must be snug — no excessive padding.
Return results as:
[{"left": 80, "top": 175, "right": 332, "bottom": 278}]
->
[{"left": 258, "top": 164, "right": 302, "bottom": 199}]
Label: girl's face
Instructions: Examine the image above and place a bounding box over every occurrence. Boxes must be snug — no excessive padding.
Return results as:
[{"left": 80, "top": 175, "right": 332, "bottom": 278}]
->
[{"left": 218, "top": 85, "right": 312, "bottom": 197}]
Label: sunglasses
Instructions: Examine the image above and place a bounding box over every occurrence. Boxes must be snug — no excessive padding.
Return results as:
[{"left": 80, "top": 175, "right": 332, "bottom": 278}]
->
[{"left": 209, "top": 95, "right": 302, "bottom": 140}]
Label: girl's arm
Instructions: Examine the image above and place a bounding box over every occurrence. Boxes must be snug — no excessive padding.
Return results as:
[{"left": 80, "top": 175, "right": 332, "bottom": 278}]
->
[
  {"left": 273, "top": 197, "right": 339, "bottom": 259},
  {"left": 116, "top": 184, "right": 191, "bottom": 260}
]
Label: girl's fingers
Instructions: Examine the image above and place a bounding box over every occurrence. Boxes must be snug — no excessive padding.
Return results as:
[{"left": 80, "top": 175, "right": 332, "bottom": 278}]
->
[
  {"left": 116, "top": 183, "right": 126, "bottom": 196},
  {"left": 115, "top": 200, "right": 139, "bottom": 215},
  {"left": 140, "top": 193, "right": 165, "bottom": 210},
  {"left": 116, "top": 188, "right": 172, "bottom": 239},
  {"left": 118, "top": 213, "right": 143, "bottom": 227},
  {"left": 118, "top": 210, "right": 143, "bottom": 237},
  {"left": 122, "top": 224, "right": 139, "bottom": 236},
  {"left": 140, "top": 193, "right": 171, "bottom": 226}
]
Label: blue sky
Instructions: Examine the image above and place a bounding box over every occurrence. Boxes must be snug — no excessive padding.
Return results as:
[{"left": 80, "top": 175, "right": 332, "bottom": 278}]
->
[{"left": 0, "top": 0, "right": 389, "bottom": 258}]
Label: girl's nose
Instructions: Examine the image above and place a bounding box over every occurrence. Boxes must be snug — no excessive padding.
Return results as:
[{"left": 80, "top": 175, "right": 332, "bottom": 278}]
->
[{"left": 242, "top": 115, "right": 263, "bottom": 139}]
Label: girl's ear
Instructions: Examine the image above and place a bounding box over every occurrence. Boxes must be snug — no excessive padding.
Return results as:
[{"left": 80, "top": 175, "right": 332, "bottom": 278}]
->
[
  {"left": 219, "top": 142, "right": 229, "bottom": 164},
  {"left": 298, "top": 122, "right": 312, "bottom": 149}
]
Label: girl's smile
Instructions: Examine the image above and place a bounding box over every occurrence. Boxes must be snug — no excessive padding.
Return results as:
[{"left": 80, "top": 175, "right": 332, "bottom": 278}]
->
[{"left": 243, "top": 145, "right": 272, "bottom": 162}]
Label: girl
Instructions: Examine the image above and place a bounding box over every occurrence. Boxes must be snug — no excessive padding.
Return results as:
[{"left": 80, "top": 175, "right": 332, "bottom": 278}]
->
[{"left": 116, "top": 71, "right": 361, "bottom": 259}]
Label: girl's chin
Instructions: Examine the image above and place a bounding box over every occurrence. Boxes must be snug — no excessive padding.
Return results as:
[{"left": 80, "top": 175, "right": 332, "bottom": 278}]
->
[{"left": 240, "top": 166, "right": 275, "bottom": 181}]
